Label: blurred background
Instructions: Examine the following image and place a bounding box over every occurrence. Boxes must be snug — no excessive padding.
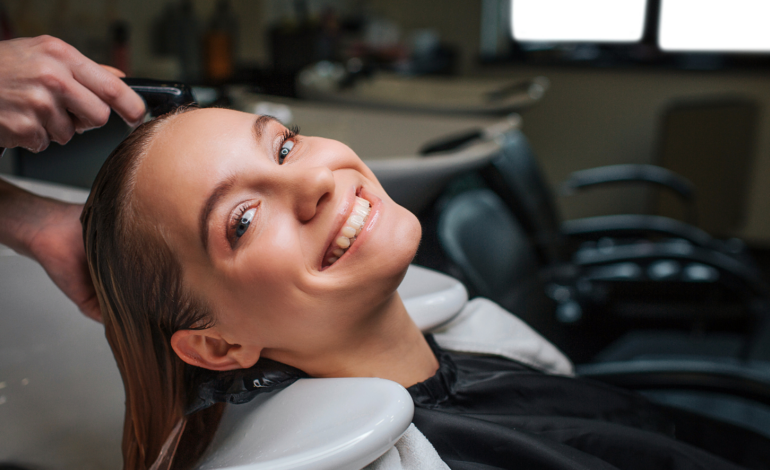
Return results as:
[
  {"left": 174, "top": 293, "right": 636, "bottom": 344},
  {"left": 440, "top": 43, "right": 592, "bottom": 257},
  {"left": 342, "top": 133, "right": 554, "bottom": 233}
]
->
[{"left": 2, "top": 0, "right": 769, "bottom": 245}]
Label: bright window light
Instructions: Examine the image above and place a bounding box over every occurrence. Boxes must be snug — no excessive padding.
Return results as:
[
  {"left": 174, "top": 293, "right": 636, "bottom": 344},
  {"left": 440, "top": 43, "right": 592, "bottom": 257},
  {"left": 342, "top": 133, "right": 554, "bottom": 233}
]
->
[
  {"left": 511, "top": 0, "right": 647, "bottom": 42},
  {"left": 659, "top": 0, "right": 770, "bottom": 52}
]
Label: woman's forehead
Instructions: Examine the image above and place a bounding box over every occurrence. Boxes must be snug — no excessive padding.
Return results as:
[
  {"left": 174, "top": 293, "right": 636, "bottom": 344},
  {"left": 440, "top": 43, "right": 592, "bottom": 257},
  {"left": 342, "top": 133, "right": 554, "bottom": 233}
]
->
[
  {"left": 132, "top": 109, "right": 259, "bottom": 241},
  {"left": 139, "top": 109, "right": 256, "bottom": 185}
]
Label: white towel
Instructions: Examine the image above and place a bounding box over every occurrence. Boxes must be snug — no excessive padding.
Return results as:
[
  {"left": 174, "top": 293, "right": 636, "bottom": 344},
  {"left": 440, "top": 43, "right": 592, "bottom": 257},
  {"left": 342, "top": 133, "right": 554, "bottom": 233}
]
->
[
  {"left": 430, "top": 297, "right": 574, "bottom": 376},
  {"left": 363, "top": 424, "right": 450, "bottom": 470}
]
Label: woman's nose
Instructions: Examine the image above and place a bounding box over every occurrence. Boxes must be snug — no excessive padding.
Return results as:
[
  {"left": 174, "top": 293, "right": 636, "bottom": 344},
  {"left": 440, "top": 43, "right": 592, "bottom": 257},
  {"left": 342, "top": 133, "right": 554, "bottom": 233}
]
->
[{"left": 289, "top": 166, "right": 335, "bottom": 222}]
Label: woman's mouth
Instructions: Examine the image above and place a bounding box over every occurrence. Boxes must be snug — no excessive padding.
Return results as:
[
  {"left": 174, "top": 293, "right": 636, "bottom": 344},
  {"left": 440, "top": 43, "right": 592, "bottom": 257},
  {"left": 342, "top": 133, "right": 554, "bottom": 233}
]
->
[{"left": 323, "top": 196, "right": 371, "bottom": 268}]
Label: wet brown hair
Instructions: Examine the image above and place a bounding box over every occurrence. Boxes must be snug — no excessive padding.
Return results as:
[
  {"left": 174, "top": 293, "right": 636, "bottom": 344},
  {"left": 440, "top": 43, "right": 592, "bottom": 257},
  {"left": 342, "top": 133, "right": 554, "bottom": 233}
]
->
[{"left": 81, "top": 107, "right": 223, "bottom": 470}]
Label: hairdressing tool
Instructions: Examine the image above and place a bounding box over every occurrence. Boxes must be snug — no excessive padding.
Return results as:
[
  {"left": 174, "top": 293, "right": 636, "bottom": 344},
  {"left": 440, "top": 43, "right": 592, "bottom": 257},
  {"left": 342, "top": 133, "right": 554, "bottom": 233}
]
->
[
  {"left": 122, "top": 78, "right": 197, "bottom": 118},
  {"left": 186, "top": 358, "right": 308, "bottom": 415}
]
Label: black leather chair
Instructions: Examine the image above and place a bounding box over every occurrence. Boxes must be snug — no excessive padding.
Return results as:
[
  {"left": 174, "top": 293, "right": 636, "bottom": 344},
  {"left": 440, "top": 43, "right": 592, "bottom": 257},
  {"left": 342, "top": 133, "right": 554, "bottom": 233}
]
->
[
  {"left": 433, "top": 184, "right": 770, "bottom": 437},
  {"left": 422, "top": 123, "right": 770, "bottom": 361}
]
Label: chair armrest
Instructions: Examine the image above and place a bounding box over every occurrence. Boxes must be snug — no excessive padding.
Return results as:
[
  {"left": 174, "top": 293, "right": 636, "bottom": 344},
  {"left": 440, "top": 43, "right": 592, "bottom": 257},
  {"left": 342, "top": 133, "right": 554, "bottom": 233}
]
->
[
  {"left": 577, "top": 360, "right": 770, "bottom": 407},
  {"left": 562, "top": 214, "right": 714, "bottom": 248},
  {"left": 560, "top": 164, "right": 695, "bottom": 203}
]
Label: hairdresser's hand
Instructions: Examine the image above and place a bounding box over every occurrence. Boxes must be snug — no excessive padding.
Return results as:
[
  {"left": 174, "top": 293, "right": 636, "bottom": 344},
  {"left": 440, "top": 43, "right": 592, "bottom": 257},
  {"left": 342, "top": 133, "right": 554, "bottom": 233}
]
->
[
  {"left": 0, "top": 179, "right": 101, "bottom": 321},
  {"left": 27, "top": 201, "right": 101, "bottom": 321},
  {"left": 0, "top": 35, "right": 145, "bottom": 153}
]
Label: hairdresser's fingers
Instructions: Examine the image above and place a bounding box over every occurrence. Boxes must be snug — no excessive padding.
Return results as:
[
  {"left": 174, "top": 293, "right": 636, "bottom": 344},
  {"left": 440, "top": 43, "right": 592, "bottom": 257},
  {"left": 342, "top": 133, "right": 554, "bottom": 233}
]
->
[
  {"left": 0, "top": 36, "right": 128, "bottom": 150},
  {"left": 44, "top": 104, "right": 77, "bottom": 146},
  {"left": 70, "top": 56, "right": 145, "bottom": 127},
  {"left": 79, "top": 295, "right": 102, "bottom": 322},
  {"left": 0, "top": 112, "right": 51, "bottom": 153},
  {"left": 99, "top": 64, "right": 126, "bottom": 78},
  {"left": 16, "top": 116, "right": 51, "bottom": 153},
  {"left": 58, "top": 79, "right": 113, "bottom": 133},
  {"left": 1, "top": 80, "right": 58, "bottom": 152},
  {"left": 74, "top": 264, "right": 102, "bottom": 322},
  {"left": 59, "top": 240, "right": 102, "bottom": 322},
  {"left": 69, "top": 114, "right": 89, "bottom": 135}
]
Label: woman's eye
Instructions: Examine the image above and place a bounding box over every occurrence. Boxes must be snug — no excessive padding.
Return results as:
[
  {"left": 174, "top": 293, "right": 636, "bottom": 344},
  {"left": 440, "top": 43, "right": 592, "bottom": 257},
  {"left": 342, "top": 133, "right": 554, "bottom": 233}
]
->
[
  {"left": 279, "top": 140, "right": 294, "bottom": 164},
  {"left": 235, "top": 208, "right": 257, "bottom": 238}
]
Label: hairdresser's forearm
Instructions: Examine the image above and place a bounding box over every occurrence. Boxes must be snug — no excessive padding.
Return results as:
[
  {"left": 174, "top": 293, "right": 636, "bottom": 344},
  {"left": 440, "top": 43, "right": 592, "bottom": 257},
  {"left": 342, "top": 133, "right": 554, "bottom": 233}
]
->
[{"left": 0, "top": 178, "right": 65, "bottom": 257}]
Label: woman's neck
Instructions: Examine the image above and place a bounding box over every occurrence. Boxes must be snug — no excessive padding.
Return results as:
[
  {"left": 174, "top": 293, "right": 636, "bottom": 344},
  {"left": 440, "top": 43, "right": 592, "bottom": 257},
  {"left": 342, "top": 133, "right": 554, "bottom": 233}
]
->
[{"left": 265, "top": 293, "right": 439, "bottom": 388}]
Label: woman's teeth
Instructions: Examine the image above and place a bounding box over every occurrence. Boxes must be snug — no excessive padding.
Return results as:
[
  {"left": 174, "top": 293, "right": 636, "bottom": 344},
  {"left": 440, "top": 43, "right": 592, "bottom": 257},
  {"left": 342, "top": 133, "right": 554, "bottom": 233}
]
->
[{"left": 326, "top": 197, "right": 371, "bottom": 266}]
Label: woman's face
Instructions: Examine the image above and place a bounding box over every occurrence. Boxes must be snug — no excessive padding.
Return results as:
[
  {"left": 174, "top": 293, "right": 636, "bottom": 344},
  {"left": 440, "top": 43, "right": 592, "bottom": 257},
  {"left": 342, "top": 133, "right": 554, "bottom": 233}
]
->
[{"left": 133, "top": 108, "right": 421, "bottom": 367}]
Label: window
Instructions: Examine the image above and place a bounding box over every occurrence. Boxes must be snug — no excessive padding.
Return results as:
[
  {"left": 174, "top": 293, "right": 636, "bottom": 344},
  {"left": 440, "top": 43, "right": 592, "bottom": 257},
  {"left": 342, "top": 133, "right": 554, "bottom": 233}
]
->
[
  {"left": 659, "top": 0, "right": 770, "bottom": 52},
  {"left": 485, "top": 0, "right": 770, "bottom": 69},
  {"left": 511, "top": 0, "right": 648, "bottom": 43}
]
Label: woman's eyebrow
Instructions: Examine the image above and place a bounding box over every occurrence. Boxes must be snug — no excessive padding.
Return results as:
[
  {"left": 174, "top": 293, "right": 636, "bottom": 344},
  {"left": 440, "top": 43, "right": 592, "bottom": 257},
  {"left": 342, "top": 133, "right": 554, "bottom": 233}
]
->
[
  {"left": 198, "top": 115, "right": 279, "bottom": 252},
  {"left": 199, "top": 174, "right": 237, "bottom": 252},
  {"left": 253, "top": 114, "right": 279, "bottom": 140}
]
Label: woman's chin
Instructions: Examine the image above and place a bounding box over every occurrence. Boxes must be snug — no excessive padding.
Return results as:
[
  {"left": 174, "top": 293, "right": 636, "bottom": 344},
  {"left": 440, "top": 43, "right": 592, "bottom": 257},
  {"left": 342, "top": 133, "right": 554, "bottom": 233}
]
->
[
  {"left": 377, "top": 208, "right": 422, "bottom": 285},
  {"left": 400, "top": 210, "right": 422, "bottom": 266}
]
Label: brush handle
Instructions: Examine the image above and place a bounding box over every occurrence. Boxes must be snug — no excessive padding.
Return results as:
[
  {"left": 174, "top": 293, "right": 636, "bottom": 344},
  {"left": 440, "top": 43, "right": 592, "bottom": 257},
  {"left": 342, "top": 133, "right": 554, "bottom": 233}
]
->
[{"left": 122, "top": 78, "right": 196, "bottom": 117}]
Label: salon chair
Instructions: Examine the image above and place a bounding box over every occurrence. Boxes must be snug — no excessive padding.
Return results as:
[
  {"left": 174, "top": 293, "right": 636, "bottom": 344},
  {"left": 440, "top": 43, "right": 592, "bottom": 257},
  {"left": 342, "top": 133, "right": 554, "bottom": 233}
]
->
[
  {"left": 421, "top": 123, "right": 770, "bottom": 360},
  {"left": 425, "top": 119, "right": 770, "bottom": 435},
  {"left": 433, "top": 185, "right": 770, "bottom": 435}
]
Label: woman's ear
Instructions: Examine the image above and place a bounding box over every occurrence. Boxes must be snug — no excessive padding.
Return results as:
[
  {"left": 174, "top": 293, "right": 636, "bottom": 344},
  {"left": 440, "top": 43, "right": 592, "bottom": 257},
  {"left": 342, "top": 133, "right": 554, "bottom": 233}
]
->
[{"left": 170, "top": 329, "right": 261, "bottom": 371}]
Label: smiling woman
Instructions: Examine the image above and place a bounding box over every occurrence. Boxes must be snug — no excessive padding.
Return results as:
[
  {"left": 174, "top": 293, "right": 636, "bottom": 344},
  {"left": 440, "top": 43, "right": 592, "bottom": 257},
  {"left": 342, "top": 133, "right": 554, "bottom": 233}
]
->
[
  {"left": 81, "top": 106, "right": 433, "bottom": 470},
  {"left": 81, "top": 107, "right": 770, "bottom": 470}
]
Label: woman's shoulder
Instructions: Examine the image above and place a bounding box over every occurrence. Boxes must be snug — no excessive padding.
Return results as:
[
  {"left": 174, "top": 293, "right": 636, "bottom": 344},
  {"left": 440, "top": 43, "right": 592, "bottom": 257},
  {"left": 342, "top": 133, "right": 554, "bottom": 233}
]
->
[{"left": 426, "top": 297, "right": 574, "bottom": 376}]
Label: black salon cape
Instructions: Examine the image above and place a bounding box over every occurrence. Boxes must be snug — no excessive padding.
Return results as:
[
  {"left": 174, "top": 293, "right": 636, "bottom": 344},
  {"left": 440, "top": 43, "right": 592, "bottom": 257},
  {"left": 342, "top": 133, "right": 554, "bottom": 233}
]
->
[{"left": 406, "top": 336, "right": 770, "bottom": 470}]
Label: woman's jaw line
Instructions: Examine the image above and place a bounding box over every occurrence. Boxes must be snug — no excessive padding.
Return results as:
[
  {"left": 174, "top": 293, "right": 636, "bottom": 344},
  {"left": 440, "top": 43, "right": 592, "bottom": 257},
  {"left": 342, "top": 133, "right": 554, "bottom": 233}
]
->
[{"left": 319, "top": 186, "right": 381, "bottom": 271}]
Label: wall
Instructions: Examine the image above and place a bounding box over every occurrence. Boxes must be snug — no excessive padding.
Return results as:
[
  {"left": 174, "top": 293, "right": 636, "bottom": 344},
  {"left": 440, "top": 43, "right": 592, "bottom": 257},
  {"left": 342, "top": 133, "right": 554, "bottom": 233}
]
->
[{"left": 368, "top": 0, "right": 482, "bottom": 74}]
